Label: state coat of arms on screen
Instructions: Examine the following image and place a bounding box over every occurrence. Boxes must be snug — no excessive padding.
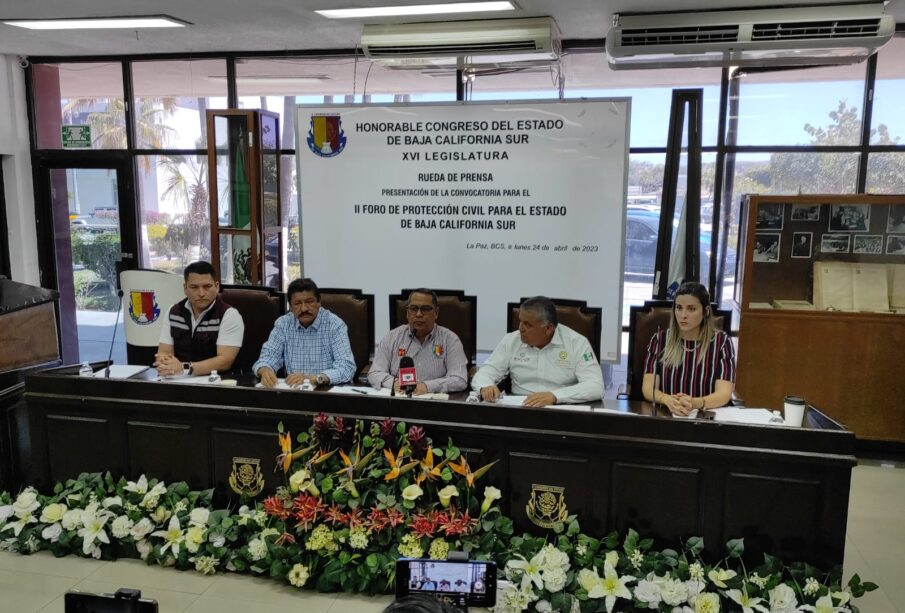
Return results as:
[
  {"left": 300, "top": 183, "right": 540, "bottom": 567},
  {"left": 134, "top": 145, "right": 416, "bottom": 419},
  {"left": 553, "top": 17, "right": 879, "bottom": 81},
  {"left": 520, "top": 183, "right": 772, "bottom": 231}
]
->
[{"left": 307, "top": 114, "right": 347, "bottom": 157}]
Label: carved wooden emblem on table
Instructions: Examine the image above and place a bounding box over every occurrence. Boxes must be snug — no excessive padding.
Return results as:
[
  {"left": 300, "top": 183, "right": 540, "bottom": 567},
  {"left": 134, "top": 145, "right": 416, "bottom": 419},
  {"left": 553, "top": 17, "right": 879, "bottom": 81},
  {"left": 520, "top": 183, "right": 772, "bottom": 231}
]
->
[
  {"left": 229, "top": 457, "right": 264, "bottom": 496},
  {"left": 526, "top": 483, "right": 568, "bottom": 529}
]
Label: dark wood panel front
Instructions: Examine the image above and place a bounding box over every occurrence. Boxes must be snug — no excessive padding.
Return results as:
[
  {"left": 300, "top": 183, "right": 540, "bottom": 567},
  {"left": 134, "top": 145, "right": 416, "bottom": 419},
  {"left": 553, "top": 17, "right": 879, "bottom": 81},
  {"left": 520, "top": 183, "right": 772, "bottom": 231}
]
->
[
  {"left": 127, "top": 421, "right": 203, "bottom": 487},
  {"left": 508, "top": 451, "right": 593, "bottom": 534},
  {"left": 46, "top": 414, "right": 122, "bottom": 480},
  {"left": 610, "top": 462, "right": 703, "bottom": 542},
  {"left": 211, "top": 427, "right": 284, "bottom": 506},
  {"left": 723, "top": 472, "right": 825, "bottom": 564},
  {"left": 20, "top": 369, "right": 856, "bottom": 568}
]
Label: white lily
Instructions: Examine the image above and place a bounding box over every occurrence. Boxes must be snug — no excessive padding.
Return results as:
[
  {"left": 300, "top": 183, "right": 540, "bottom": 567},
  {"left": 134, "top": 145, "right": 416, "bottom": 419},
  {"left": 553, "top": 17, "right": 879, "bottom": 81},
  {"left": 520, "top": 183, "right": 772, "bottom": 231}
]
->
[
  {"left": 140, "top": 482, "right": 167, "bottom": 509},
  {"left": 124, "top": 475, "right": 149, "bottom": 495},
  {"left": 708, "top": 568, "right": 738, "bottom": 588},
  {"left": 507, "top": 553, "right": 545, "bottom": 590},
  {"left": 727, "top": 588, "right": 769, "bottom": 613},
  {"left": 152, "top": 515, "right": 185, "bottom": 557},
  {"left": 579, "top": 563, "right": 635, "bottom": 613},
  {"left": 77, "top": 510, "right": 111, "bottom": 555},
  {"left": 1, "top": 511, "right": 37, "bottom": 537},
  {"left": 798, "top": 594, "right": 850, "bottom": 613}
]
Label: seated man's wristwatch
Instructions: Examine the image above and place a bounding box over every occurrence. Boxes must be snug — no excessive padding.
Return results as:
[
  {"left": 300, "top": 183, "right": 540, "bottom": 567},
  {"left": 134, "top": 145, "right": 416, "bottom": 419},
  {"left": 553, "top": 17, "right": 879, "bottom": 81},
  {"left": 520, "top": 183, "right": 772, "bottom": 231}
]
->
[
  {"left": 183, "top": 362, "right": 194, "bottom": 376},
  {"left": 315, "top": 373, "right": 329, "bottom": 386}
]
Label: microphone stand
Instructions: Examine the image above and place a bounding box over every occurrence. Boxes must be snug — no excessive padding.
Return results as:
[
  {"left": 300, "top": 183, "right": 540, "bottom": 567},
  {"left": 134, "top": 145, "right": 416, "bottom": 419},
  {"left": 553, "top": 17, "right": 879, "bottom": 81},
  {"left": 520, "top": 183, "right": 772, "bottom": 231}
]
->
[{"left": 105, "top": 289, "right": 125, "bottom": 378}]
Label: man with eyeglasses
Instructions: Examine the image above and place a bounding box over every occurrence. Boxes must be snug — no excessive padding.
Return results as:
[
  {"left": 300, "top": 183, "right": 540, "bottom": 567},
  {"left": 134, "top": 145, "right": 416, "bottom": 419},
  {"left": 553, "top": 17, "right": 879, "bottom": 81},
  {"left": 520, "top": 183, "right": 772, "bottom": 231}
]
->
[
  {"left": 253, "top": 278, "right": 356, "bottom": 388},
  {"left": 368, "top": 288, "right": 468, "bottom": 394}
]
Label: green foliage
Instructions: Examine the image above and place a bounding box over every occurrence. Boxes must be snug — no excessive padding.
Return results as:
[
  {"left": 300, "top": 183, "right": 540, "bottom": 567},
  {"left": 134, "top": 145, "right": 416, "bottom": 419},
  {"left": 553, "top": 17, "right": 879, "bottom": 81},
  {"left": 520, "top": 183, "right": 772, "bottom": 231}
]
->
[{"left": 71, "top": 230, "right": 121, "bottom": 289}]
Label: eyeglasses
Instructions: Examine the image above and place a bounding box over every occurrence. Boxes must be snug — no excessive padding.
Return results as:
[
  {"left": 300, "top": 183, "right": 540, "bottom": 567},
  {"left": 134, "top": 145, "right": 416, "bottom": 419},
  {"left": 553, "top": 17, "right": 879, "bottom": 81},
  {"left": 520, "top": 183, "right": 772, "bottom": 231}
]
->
[{"left": 407, "top": 304, "right": 435, "bottom": 314}]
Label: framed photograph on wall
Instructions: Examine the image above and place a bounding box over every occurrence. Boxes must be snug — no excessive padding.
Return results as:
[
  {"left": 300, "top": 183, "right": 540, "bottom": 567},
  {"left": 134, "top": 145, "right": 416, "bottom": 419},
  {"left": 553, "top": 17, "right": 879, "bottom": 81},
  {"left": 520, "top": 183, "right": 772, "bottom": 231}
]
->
[
  {"left": 887, "top": 205, "right": 905, "bottom": 233},
  {"left": 828, "top": 204, "right": 870, "bottom": 232},
  {"left": 791, "top": 232, "right": 813, "bottom": 258},
  {"left": 790, "top": 204, "right": 820, "bottom": 221},
  {"left": 821, "top": 233, "right": 851, "bottom": 253},
  {"left": 755, "top": 203, "right": 784, "bottom": 230},
  {"left": 753, "top": 233, "right": 781, "bottom": 262},
  {"left": 853, "top": 235, "right": 883, "bottom": 255},
  {"left": 887, "top": 235, "right": 905, "bottom": 255}
]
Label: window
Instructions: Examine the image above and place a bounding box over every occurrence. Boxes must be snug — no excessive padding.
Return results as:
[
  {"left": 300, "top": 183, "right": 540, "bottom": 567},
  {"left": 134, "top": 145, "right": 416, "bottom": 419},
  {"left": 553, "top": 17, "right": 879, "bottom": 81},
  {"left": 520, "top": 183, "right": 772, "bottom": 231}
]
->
[
  {"left": 33, "top": 62, "right": 126, "bottom": 149},
  {"left": 564, "top": 54, "right": 722, "bottom": 147},
  {"left": 871, "top": 35, "right": 905, "bottom": 143},
  {"left": 136, "top": 154, "right": 212, "bottom": 273},
  {"left": 734, "top": 63, "right": 867, "bottom": 146},
  {"left": 131, "top": 59, "right": 228, "bottom": 149},
  {"left": 236, "top": 56, "right": 456, "bottom": 149}
]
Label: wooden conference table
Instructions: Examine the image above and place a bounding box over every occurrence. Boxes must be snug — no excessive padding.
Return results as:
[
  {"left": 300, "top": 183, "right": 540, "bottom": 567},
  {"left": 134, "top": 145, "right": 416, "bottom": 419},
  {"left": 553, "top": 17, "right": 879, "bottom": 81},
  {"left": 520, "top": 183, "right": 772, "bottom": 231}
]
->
[{"left": 15, "top": 365, "right": 855, "bottom": 569}]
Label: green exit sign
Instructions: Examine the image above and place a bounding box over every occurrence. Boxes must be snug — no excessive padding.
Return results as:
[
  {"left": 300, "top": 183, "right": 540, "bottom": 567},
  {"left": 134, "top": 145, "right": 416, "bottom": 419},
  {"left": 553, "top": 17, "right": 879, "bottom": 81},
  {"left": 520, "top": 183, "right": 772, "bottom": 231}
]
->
[{"left": 61, "top": 125, "right": 91, "bottom": 149}]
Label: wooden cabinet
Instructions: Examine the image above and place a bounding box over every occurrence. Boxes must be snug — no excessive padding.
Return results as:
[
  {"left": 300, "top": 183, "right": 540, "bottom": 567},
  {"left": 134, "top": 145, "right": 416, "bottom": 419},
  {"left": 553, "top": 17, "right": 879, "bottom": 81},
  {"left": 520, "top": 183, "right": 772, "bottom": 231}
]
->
[
  {"left": 206, "top": 109, "right": 282, "bottom": 288},
  {"left": 736, "top": 194, "right": 905, "bottom": 442}
]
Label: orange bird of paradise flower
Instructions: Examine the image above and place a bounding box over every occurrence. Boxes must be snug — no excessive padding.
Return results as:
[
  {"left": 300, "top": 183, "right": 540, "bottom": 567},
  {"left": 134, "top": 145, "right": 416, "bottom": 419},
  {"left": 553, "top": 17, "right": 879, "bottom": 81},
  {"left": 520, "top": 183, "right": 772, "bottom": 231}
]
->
[
  {"left": 415, "top": 447, "right": 450, "bottom": 485},
  {"left": 278, "top": 432, "right": 293, "bottom": 473},
  {"left": 383, "top": 448, "right": 419, "bottom": 481},
  {"left": 449, "top": 456, "right": 499, "bottom": 488}
]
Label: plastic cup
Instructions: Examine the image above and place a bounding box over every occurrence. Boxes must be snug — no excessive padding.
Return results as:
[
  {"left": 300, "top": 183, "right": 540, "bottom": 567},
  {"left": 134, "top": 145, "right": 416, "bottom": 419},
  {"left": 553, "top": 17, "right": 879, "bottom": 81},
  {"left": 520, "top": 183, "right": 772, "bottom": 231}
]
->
[{"left": 783, "top": 396, "right": 806, "bottom": 427}]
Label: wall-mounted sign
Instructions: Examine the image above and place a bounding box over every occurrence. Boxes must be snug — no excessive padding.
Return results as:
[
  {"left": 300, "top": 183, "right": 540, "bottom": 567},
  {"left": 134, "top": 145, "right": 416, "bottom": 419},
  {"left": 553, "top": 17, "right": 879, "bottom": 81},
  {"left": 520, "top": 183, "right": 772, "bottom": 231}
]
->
[{"left": 61, "top": 125, "right": 91, "bottom": 149}]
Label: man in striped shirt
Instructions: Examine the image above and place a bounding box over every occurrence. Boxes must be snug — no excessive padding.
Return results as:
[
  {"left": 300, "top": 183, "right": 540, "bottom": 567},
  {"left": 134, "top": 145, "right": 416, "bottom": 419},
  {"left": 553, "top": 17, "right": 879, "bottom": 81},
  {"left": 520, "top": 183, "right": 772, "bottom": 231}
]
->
[
  {"left": 254, "top": 278, "right": 356, "bottom": 388},
  {"left": 368, "top": 289, "right": 468, "bottom": 394}
]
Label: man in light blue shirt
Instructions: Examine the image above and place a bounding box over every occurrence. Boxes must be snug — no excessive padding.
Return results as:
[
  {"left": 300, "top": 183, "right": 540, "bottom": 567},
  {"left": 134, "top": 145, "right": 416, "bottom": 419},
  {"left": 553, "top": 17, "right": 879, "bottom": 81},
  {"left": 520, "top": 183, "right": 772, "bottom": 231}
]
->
[{"left": 254, "top": 278, "right": 356, "bottom": 387}]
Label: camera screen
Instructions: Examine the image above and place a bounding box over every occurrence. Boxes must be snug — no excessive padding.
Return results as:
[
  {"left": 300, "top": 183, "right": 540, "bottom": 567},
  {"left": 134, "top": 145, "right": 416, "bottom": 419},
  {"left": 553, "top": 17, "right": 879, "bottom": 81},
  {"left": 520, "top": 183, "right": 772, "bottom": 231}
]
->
[{"left": 396, "top": 559, "right": 496, "bottom": 607}]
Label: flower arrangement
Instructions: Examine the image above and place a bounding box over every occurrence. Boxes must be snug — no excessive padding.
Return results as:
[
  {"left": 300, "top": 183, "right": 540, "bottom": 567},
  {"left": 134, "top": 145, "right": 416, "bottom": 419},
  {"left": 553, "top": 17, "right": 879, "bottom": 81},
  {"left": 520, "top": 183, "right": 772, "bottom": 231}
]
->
[
  {"left": 0, "top": 413, "right": 877, "bottom": 612},
  {"left": 497, "top": 525, "right": 877, "bottom": 613}
]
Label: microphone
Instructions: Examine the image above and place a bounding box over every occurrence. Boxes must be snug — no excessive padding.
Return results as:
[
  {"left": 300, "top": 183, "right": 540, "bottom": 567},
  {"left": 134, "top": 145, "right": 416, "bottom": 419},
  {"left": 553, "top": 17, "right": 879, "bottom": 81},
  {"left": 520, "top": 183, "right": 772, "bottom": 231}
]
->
[
  {"left": 105, "top": 289, "right": 125, "bottom": 378},
  {"left": 651, "top": 324, "right": 662, "bottom": 414},
  {"left": 398, "top": 356, "right": 417, "bottom": 397}
]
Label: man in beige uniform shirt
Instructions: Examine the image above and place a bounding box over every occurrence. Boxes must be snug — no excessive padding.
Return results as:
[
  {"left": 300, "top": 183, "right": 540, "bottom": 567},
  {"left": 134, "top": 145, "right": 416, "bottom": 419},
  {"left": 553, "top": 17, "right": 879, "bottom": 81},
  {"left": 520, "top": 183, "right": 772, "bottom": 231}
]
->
[{"left": 368, "top": 288, "right": 468, "bottom": 394}]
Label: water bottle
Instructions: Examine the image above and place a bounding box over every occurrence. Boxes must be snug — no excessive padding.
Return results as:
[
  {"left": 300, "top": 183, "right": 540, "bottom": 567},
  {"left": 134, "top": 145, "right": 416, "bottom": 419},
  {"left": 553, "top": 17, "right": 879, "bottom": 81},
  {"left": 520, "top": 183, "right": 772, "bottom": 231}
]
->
[
  {"left": 300, "top": 378, "right": 314, "bottom": 391},
  {"left": 208, "top": 370, "right": 221, "bottom": 383},
  {"left": 79, "top": 362, "right": 93, "bottom": 377}
]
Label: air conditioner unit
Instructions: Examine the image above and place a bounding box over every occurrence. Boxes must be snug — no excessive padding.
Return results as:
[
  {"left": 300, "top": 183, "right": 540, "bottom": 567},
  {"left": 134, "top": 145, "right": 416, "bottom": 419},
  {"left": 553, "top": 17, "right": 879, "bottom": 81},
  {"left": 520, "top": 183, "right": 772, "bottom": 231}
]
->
[
  {"left": 361, "top": 17, "right": 560, "bottom": 68},
  {"left": 606, "top": 3, "right": 894, "bottom": 70}
]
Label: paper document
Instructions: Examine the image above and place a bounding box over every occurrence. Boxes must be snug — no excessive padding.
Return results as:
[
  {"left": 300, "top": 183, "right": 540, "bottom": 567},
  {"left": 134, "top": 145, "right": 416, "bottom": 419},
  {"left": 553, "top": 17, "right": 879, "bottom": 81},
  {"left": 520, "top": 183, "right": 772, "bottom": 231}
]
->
[
  {"left": 495, "top": 395, "right": 587, "bottom": 409},
  {"left": 853, "top": 264, "right": 889, "bottom": 312},
  {"left": 889, "top": 264, "right": 905, "bottom": 308},
  {"left": 711, "top": 408, "right": 778, "bottom": 425},
  {"left": 93, "top": 365, "right": 150, "bottom": 379},
  {"left": 328, "top": 386, "right": 392, "bottom": 397},
  {"left": 163, "top": 375, "right": 235, "bottom": 386},
  {"left": 814, "top": 261, "right": 853, "bottom": 311}
]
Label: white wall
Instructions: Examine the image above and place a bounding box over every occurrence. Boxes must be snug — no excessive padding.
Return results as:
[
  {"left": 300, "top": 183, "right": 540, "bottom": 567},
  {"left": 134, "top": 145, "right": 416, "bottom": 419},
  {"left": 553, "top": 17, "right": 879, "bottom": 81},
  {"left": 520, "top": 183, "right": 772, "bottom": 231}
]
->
[{"left": 0, "top": 54, "right": 39, "bottom": 284}]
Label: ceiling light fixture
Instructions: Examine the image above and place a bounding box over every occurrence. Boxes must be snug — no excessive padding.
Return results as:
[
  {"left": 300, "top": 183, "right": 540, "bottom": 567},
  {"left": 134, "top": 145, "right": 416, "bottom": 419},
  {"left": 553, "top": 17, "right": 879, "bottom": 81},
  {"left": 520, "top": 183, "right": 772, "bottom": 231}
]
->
[
  {"left": 2, "top": 15, "right": 190, "bottom": 30},
  {"left": 315, "top": 2, "right": 515, "bottom": 19}
]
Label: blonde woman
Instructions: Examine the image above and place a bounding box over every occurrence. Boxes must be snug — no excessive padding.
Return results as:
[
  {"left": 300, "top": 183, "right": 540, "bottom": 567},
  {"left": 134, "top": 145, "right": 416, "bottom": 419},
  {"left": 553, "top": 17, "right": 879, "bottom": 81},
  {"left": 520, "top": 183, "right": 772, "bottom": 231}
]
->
[{"left": 642, "top": 282, "right": 735, "bottom": 416}]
